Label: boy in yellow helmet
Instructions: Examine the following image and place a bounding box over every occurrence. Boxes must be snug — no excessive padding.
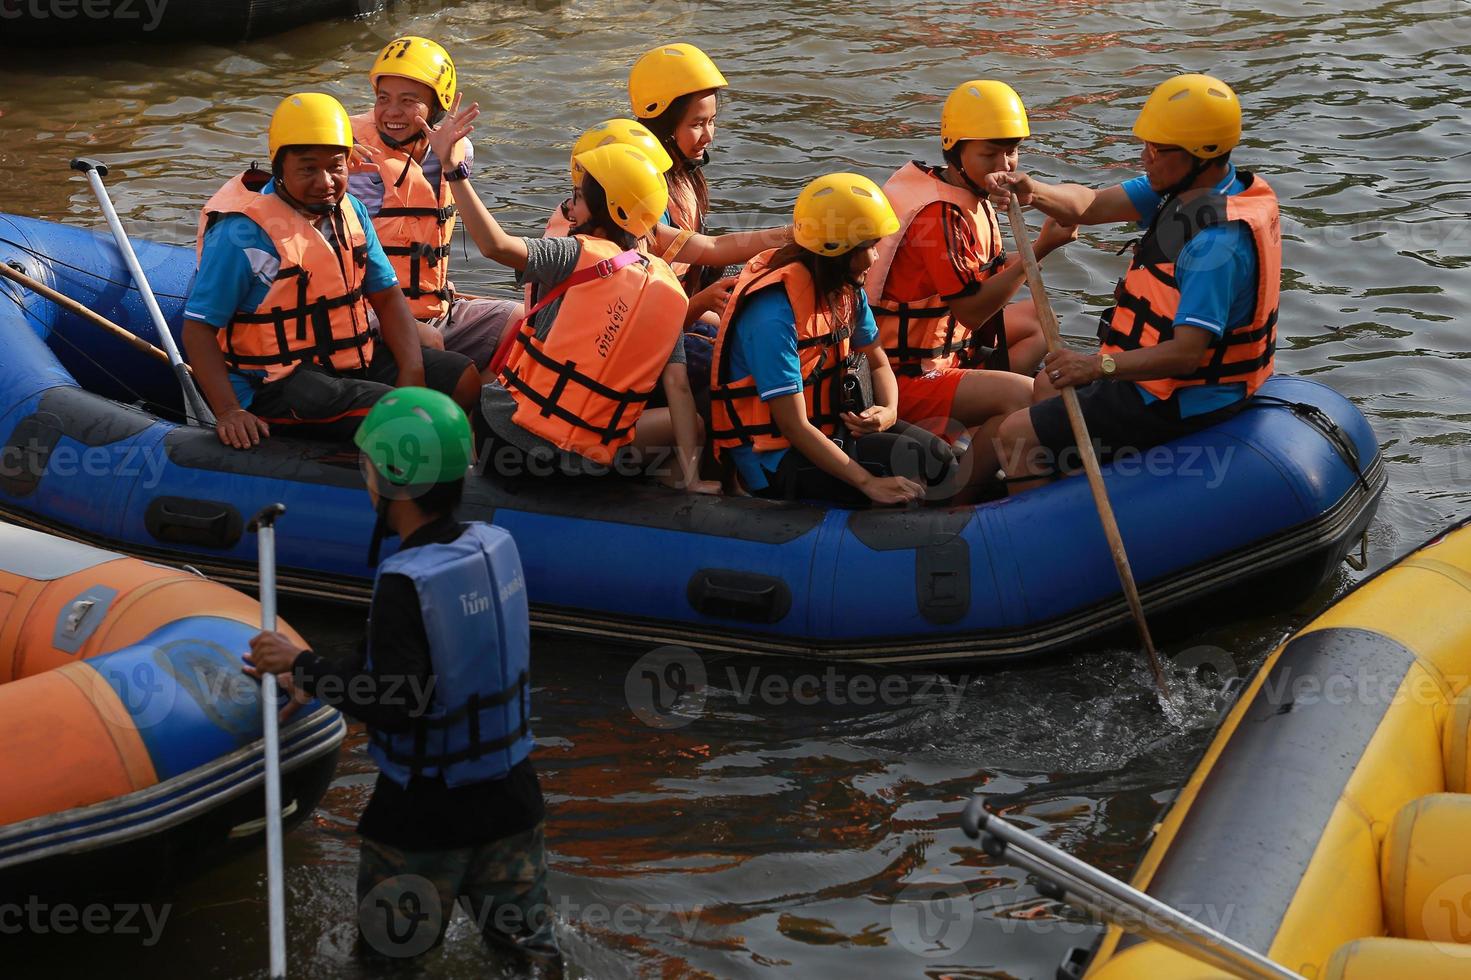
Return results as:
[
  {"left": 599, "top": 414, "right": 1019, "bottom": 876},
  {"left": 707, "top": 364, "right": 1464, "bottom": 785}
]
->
[
  {"left": 348, "top": 36, "right": 524, "bottom": 381},
  {"left": 987, "top": 73, "right": 1282, "bottom": 489},
  {"left": 865, "top": 80, "right": 1075, "bottom": 458}
]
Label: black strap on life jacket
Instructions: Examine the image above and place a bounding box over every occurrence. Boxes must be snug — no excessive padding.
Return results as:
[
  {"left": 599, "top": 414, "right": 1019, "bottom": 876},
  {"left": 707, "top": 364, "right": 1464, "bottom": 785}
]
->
[
  {"left": 499, "top": 334, "right": 660, "bottom": 447},
  {"left": 876, "top": 251, "right": 1007, "bottom": 372},
  {"left": 225, "top": 241, "right": 371, "bottom": 371},
  {"left": 376, "top": 204, "right": 457, "bottom": 222},
  {"left": 709, "top": 323, "right": 854, "bottom": 445},
  {"left": 382, "top": 240, "right": 454, "bottom": 300},
  {"left": 370, "top": 670, "right": 530, "bottom": 778}
]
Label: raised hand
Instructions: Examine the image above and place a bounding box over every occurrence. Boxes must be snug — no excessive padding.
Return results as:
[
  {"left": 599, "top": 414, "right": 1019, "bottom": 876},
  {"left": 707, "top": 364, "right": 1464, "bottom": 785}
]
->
[{"left": 423, "top": 93, "right": 480, "bottom": 170}]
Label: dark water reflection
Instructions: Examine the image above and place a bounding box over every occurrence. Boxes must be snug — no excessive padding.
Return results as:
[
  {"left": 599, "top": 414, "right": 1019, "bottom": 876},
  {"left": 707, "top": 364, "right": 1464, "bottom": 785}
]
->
[{"left": 1, "top": 0, "right": 1468, "bottom": 976}]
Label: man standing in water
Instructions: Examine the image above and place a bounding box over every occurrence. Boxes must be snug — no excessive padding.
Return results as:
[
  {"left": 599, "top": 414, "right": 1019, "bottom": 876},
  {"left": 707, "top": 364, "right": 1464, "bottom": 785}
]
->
[
  {"left": 987, "top": 73, "right": 1281, "bottom": 486},
  {"left": 244, "top": 389, "right": 560, "bottom": 975}
]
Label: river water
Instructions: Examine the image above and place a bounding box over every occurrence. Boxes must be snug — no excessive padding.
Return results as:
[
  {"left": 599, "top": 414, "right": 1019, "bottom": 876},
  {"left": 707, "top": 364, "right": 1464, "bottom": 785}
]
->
[{"left": 2, "top": 0, "right": 1468, "bottom": 977}]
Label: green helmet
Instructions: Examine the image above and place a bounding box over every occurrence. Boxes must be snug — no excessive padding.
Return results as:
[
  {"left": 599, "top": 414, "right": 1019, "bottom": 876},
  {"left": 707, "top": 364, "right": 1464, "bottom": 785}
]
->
[{"left": 354, "top": 387, "right": 473, "bottom": 494}]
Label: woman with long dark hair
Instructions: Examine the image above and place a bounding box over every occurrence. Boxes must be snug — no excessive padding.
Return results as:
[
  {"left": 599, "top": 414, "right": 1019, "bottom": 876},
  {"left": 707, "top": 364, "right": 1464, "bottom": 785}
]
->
[
  {"left": 709, "top": 174, "right": 959, "bottom": 506},
  {"left": 629, "top": 43, "right": 730, "bottom": 295}
]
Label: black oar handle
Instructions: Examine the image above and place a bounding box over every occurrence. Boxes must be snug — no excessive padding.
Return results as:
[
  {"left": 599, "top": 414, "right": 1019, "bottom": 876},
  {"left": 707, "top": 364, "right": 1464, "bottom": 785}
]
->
[
  {"left": 69, "top": 158, "right": 109, "bottom": 178},
  {"left": 248, "top": 503, "right": 287, "bottom": 534},
  {"left": 960, "top": 795, "right": 989, "bottom": 839}
]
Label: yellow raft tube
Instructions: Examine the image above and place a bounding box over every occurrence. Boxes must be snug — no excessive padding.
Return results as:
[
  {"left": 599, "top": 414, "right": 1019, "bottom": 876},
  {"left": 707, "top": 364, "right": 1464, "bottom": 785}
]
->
[{"left": 1082, "top": 519, "right": 1471, "bottom": 978}]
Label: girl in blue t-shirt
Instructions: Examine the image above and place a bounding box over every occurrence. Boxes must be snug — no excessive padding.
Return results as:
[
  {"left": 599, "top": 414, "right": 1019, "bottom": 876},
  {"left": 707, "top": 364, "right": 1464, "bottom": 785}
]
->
[{"left": 713, "top": 174, "right": 957, "bottom": 507}]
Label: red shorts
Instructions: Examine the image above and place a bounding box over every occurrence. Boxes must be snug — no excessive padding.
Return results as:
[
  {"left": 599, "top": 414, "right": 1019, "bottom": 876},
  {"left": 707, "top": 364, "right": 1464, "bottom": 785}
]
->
[{"left": 896, "top": 368, "right": 968, "bottom": 441}]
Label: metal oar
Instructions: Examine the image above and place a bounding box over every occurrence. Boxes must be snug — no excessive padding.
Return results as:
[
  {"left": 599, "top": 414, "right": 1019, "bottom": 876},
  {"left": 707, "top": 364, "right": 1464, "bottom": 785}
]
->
[
  {"left": 1003, "top": 194, "right": 1170, "bottom": 702},
  {"left": 961, "top": 798, "right": 1302, "bottom": 980},
  {"left": 69, "top": 157, "right": 215, "bottom": 427},
  {"left": 249, "top": 503, "right": 289, "bottom": 979}
]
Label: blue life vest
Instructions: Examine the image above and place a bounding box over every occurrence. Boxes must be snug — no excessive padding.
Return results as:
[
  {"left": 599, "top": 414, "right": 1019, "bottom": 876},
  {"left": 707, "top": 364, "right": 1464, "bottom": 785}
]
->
[{"left": 365, "top": 522, "right": 532, "bottom": 788}]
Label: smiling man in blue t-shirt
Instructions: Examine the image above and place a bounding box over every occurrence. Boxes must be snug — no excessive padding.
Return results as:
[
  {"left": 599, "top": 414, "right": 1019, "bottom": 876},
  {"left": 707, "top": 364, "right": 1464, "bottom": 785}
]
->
[
  {"left": 182, "top": 93, "right": 479, "bottom": 450},
  {"left": 984, "top": 73, "right": 1282, "bottom": 489}
]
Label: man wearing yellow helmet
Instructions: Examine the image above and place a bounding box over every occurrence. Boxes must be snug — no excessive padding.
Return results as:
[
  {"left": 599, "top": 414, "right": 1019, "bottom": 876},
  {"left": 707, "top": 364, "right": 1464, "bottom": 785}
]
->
[
  {"left": 184, "top": 92, "right": 480, "bottom": 449},
  {"left": 709, "top": 174, "right": 959, "bottom": 506},
  {"left": 348, "top": 37, "right": 524, "bottom": 380},
  {"left": 986, "top": 73, "right": 1281, "bottom": 487},
  {"left": 425, "top": 101, "right": 718, "bottom": 493},
  {"left": 866, "top": 80, "right": 1073, "bottom": 459}
]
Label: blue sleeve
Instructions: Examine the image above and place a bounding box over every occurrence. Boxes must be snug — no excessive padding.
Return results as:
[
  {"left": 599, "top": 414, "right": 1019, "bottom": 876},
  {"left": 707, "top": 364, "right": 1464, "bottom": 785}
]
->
[
  {"left": 347, "top": 170, "right": 384, "bottom": 218},
  {"left": 852, "top": 292, "right": 879, "bottom": 348},
  {"left": 183, "top": 217, "right": 267, "bottom": 329},
  {"left": 1121, "top": 175, "right": 1162, "bottom": 228},
  {"left": 729, "top": 287, "right": 803, "bottom": 401},
  {"left": 1173, "top": 224, "right": 1256, "bottom": 336},
  {"left": 350, "top": 195, "right": 399, "bottom": 294}
]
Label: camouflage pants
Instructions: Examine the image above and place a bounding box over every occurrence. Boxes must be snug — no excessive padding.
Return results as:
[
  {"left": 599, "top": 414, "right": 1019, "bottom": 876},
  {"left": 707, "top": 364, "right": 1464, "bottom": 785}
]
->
[{"left": 355, "top": 822, "right": 561, "bottom": 975}]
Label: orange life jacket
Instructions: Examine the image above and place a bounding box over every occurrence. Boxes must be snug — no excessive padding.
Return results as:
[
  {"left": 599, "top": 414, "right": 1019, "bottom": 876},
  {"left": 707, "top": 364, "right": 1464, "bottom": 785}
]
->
[
  {"left": 499, "top": 235, "right": 687, "bottom": 464},
  {"left": 349, "top": 113, "right": 457, "bottom": 321},
  {"left": 1099, "top": 170, "right": 1281, "bottom": 401},
  {"left": 865, "top": 162, "right": 1007, "bottom": 375},
  {"left": 709, "top": 249, "right": 854, "bottom": 458},
  {"left": 196, "top": 171, "right": 374, "bottom": 385}
]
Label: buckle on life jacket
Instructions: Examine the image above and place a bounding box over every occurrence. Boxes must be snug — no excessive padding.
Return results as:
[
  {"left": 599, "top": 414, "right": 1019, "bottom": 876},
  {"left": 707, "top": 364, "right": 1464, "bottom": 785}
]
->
[{"left": 594, "top": 256, "right": 621, "bottom": 278}]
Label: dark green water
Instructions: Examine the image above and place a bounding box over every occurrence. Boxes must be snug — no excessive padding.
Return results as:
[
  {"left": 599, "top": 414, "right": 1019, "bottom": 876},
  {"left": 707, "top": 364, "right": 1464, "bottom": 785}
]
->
[{"left": 1, "top": 0, "right": 1468, "bottom": 976}]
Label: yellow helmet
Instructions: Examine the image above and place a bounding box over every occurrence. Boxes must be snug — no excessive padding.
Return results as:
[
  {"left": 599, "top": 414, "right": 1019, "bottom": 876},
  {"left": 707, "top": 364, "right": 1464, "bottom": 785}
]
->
[
  {"left": 369, "top": 36, "right": 457, "bottom": 112},
  {"left": 940, "top": 80, "right": 1030, "bottom": 149},
  {"left": 1132, "top": 73, "right": 1241, "bottom": 160},
  {"left": 570, "top": 119, "right": 674, "bottom": 187},
  {"left": 792, "top": 173, "right": 900, "bottom": 257},
  {"left": 268, "top": 92, "right": 354, "bottom": 162},
  {"left": 628, "top": 42, "right": 728, "bottom": 119},
  {"left": 574, "top": 144, "right": 670, "bottom": 239}
]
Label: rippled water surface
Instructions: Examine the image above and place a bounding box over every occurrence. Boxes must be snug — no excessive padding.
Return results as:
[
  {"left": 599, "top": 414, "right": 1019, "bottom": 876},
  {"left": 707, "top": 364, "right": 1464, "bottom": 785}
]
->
[{"left": 2, "top": 0, "right": 1468, "bottom": 976}]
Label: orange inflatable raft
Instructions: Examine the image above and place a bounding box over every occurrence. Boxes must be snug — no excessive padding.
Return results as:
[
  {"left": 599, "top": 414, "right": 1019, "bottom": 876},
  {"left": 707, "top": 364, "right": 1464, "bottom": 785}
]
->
[{"left": 0, "top": 522, "right": 344, "bottom": 895}]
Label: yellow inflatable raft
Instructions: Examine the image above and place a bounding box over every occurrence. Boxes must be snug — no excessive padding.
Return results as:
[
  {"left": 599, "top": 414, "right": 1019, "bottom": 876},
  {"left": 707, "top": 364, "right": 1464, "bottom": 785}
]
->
[{"left": 1082, "top": 519, "right": 1471, "bottom": 978}]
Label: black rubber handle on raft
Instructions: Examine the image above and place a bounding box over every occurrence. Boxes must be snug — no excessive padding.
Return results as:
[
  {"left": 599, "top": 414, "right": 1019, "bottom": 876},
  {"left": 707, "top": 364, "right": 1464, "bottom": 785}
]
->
[
  {"left": 960, "top": 796, "right": 988, "bottom": 839},
  {"left": 247, "top": 503, "right": 287, "bottom": 534},
  {"left": 69, "top": 158, "right": 108, "bottom": 177}
]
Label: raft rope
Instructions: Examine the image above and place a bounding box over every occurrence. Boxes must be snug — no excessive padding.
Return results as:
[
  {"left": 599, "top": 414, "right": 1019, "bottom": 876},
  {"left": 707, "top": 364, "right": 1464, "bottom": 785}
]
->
[
  {"left": 0, "top": 274, "right": 187, "bottom": 423},
  {"left": 0, "top": 236, "right": 188, "bottom": 300},
  {"left": 1245, "top": 394, "right": 1373, "bottom": 492}
]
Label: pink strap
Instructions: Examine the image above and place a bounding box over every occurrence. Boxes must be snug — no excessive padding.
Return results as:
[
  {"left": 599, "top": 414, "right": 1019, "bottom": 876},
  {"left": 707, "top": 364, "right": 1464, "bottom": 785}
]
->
[{"left": 488, "top": 248, "right": 642, "bottom": 375}]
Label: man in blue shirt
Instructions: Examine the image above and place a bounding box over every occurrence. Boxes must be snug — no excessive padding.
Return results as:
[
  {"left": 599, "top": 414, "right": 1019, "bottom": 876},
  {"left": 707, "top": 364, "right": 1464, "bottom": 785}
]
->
[
  {"left": 183, "top": 93, "right": 479, "bottom": 449},
  {"left": 983, "top": 73, "right": 1281, "bottom": 488}
]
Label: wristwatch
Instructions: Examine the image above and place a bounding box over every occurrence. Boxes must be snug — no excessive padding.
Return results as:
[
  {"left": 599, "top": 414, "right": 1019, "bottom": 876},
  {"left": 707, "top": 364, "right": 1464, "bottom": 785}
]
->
[
  {"left": 1099, "top": 353, "right": 1117, "bottom": 377},
  {"left": 444, "top": 160, "right": 472, "bottom": 182}
]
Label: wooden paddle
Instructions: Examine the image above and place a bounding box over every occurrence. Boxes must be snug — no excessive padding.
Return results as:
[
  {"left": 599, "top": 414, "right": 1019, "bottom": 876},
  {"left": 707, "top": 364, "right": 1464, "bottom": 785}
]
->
[
  {"left": 0, "top": 260, "right": 180, "bottom": 369},
  {"left": 1004, "top": 195, "right": 1171, "bottom": 701}
]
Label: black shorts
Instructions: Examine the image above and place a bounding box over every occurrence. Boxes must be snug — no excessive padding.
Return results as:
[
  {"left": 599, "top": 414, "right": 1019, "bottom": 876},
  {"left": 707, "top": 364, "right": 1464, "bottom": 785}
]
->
[
  {"left": 1028, "top": 380, "right": 1244, "bottom": 473},
  {"left": 752, "top": 420, "right": 958, "bottom": 507},
  {"left": 249, "top": 344, "right": 472, "bottom": 442}
]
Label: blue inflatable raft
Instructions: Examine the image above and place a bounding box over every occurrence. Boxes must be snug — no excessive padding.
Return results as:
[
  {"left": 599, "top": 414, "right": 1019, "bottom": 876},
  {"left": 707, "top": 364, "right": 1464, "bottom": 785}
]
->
[{"left": 0, "top": 214, "right": 1385, "bottom": 665}]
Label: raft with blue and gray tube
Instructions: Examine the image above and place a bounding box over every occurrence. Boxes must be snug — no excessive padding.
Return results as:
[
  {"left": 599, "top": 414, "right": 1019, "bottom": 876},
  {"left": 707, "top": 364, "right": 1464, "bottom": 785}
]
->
[
  {"left": 0, "top": 212, "right": 1386, "bottom": 665},
  {"left": 0, "top": 521, "right": 344, "bottom": 897}
]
